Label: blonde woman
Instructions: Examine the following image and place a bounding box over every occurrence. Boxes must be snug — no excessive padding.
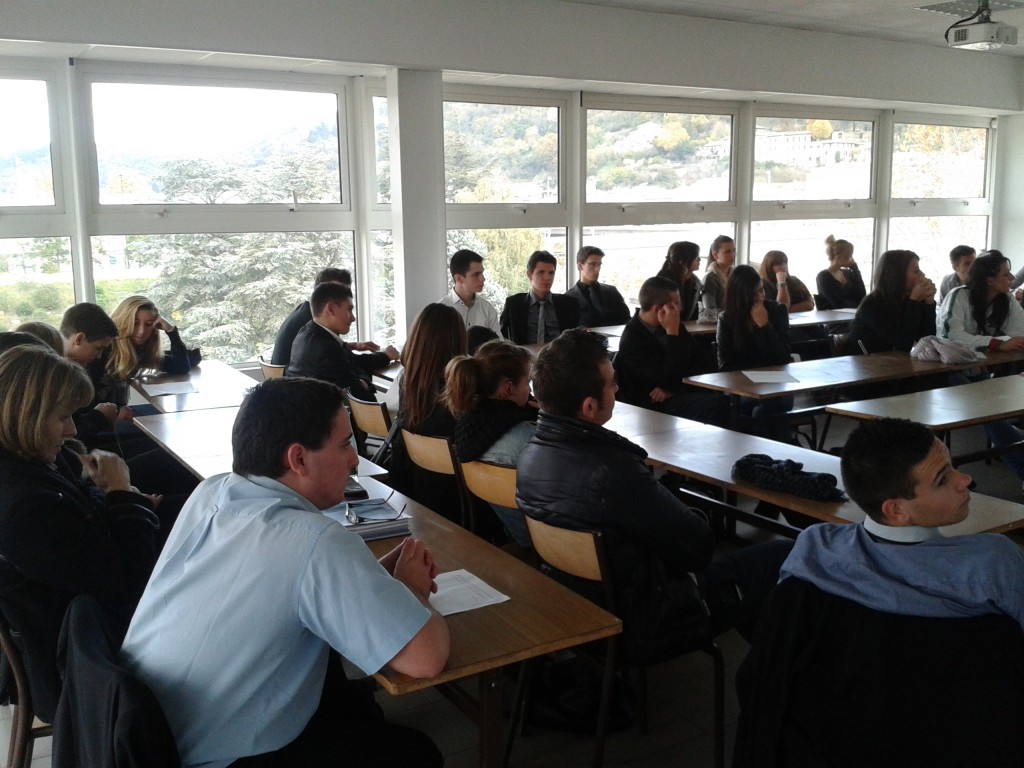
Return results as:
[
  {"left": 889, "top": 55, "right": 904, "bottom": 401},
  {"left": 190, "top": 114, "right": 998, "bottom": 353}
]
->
[
  {"left": 0, "top": 345, "right": 159, "bottom": 722},
  {"left": 101, "top": 295, "right": 192, "bottom": 409},
  {"left": 816, "top": 235, "right": 865, "bottom": 309}
]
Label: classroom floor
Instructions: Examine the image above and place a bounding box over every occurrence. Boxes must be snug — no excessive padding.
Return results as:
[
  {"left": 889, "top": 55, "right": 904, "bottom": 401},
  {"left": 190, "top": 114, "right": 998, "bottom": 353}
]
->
[{"left": 9, "top": 413, "right": 1024, "bottom": 768}]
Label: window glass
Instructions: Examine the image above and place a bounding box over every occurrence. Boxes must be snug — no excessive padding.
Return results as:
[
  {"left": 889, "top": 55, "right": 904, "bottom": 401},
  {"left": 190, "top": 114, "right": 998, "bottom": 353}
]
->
[
  {"left": 445, "top": 229, "right": 568, "bottom": 306},
  {"left": 753, "top": 117, "right": 873, "bottom": 201},
  {"left": 370, "top": 230, "right": 397, "bottom": 345},
  {"left": 91, "top": 231, "right": 354, "bottom": 363},
  {"left": 444, "top": 102, "right": 558, "bottom": 204},
  {"left": 891, "top": 123, "right": 987, "bottom": 199},
  {"left": 579, "top": 223, "right": 736, "bottom": 309},
  {"left": 91, "top": 83, "right": 341, "bottom": 205},
  {"left": 0, "top": 80, "right": 54, "bottom": 206},
  {"left": 586, "top": 109, "right": 732, "bottom": 202},
  {"left": 0, "top": 237, "right": 73, "bottom": 329},
  {"left": 886, "top": 216, "right": 988, "bottom": 287},
  {"left": 373, "top": 96, "right": 391, "bottom": 205},
  {"left": 749, "top": 219, "right": 875, "bottom": 292}
]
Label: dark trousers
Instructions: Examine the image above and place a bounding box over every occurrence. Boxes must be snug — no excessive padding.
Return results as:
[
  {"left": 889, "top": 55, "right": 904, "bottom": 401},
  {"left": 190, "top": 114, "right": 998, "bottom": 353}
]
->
[
  {"left": 705, "top": 539, "right": 794, "bottom": 640},
  {"left": 229, "top": 653, "right": 443, "bottom": 768}
]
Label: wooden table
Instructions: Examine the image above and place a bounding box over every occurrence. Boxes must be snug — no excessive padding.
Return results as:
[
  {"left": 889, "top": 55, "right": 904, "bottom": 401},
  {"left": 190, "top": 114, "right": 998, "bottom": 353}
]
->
[
  {"left": 603, "top": 401, "right": 703, "bottom": 440},
  {"left": 682, "top": 308, "right": 854, "bottom": 337},
  {"left": 360, "top": 477, "right": 621, "bottom": 768},
  {"left": 638, "top": 422, "right": 1024, "bottom": 536},
  {"left": 134, "top": 406, "right": 388, "bottom": 481},
  {"left": 131, "top": 360, "right": 257, "bottom": 413}
]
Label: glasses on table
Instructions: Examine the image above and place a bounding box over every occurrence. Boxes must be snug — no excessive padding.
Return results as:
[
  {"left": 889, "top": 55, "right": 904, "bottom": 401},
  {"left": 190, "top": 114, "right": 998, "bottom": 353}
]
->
[{"left": 344, "top": 489, "right": 407, "bottom": 524}]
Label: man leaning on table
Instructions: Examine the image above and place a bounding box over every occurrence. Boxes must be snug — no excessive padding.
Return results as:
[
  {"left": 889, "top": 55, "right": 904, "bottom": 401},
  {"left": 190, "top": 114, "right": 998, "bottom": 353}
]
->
[
  {"left": 516, "top": 328, "right": 791, "bottom": 661},
  {"left": 120, "top": 377, "right": 449, "bottom": 768}
]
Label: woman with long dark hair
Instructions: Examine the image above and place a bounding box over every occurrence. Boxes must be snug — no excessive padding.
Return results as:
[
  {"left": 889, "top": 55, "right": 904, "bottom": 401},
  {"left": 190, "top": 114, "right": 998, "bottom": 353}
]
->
[
  {"left": 938, "top": 250, "right": 1024, "bottom": 490},
  {"left": 658, "top": 240, "right": 703, "bottom": 321},
  {"left": 849, "top": 250, "right": 936, "bottom": 354},
  {"left": 716, "top": 265, "right": 794, "bottom": 442}
]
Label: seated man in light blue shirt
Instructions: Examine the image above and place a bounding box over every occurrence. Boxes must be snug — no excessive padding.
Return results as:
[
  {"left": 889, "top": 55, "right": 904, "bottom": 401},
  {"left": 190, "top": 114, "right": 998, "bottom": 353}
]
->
[
  {"left": 781, "top": 417, "right": 1024, "bottom": 630},
  {"left": 120, "top": 377, "right": 449, "bottom": 768}
]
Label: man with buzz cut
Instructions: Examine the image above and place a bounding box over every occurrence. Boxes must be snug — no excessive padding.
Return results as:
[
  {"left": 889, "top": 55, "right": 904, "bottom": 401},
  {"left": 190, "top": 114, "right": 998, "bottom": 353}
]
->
[
  {"left": 565, "top": 245, "right": 631, "bottom": 327},
  {"left": 500, "top": 250, "right": 580, "bottom": 344},
  {"left": 120, "top": 376, "right": 448, "bottom": 767},
  {"left": 286, "top": 282, "right": 399, "bottom": 402},
  {"left": 439, "top": 249, "right": 501, "bottom": 335},
  {"left": 779, "top": 417, "right": 1024, "bottom": 626}
]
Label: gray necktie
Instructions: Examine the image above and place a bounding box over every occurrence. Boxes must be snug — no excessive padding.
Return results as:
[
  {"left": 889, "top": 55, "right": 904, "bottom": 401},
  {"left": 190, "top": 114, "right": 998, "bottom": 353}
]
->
[{"left": 536, "top": 300, "right": 548, "bottom": 344}]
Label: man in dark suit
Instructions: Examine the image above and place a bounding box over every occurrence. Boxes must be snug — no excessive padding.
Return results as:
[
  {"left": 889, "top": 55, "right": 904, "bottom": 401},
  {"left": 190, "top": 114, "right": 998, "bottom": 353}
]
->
[
  {"left": 500, "top": 250, "right": 580, "bottom": 344},
  {"left": 271, "top": 268, "right": 382, "bottom": 366},
  {"left": 286, "top": 282, "right": 399, "bottom": 401},
  {"left": 565, "top": 245, "right": 631, "bottom": 327},
  {"left": 614, "top": 275, "right": 727, "bottom": 425}
]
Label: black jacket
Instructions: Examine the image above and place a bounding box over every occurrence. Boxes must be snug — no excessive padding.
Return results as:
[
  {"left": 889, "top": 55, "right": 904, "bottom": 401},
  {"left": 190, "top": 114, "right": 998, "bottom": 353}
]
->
[
  {"left": 286, "top": 321, "right": 390, "bottom": 401},
  {"left": 815, "top": 265, "right": 865, "bottom": 310},
  {"left": 565, "top": 281, "right": 630, "bottom": 327},
  {"left": 849, "top": 292, "right": 936, "bottom": 354},
  {"left": 270, "top": 300, "right": 312, "bottom": 366},
  {"left": 89, "top": 329, "right": 192, "bottom": 409},
  {"left": 716, "top": 301, "right": 791, "bottom": 371},
  {"left": 0, "top": 448, "right": 158, "bottom": 722},
  {"left": 734, "top": 577, "right": 1024, "bottom": 768},
  {"left": 614, "top": 313, "right": 715, "bottom": 409},
  {"left": 516, "top": 413, "right": 715, "bottom": 662},
  {"left": 499, "top": 293, "right": 580, "bottom": 344}
]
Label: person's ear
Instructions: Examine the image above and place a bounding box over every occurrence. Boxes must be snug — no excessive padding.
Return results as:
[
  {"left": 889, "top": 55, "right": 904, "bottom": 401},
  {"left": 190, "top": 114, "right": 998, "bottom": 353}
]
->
[
  {"left": 879, "top": 497, "right": 911, "bottom": 526},
  {"left": 578, "top": 396, "right": 597, "bottom": 421},
  {"left": 69, "top": 332, "right": 86, "bottom": 348},
  {"left": 284, "top": 443, "right": 309, "bottom": 476}
]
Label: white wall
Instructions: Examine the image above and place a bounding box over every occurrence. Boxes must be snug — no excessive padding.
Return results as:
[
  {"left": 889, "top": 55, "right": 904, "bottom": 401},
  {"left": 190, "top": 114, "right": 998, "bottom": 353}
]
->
[{"left": 5, "top": 0, "right": 1023, "bottom": 113}]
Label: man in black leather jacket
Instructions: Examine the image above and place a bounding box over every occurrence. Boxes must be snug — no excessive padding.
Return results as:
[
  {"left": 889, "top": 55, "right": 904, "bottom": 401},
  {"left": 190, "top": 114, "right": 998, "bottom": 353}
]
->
[{"left": 516, "top": 329, "right": 791, "bottom": 659}]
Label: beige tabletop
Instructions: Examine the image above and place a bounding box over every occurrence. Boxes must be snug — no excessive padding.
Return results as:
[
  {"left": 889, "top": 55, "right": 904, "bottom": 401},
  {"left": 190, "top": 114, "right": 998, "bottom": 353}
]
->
[
  {"left": 134, "top": 406, "right": 387, "bottom": 481},
  {"left": 826, "top": 373, "right": 1024, "bottom": 431},
  {"left": 637, "top": 422, "right": 1024, "bottom": 535},
  {"left": 603, "top": 401, "right": 703, "bottom": 440},
  {"left": 359, "top": 476, "right": 621, "bottom": 768},
  {"left": 131, "top": 360, "right": 257, "bottom": 413},
  {"left": 682, "top": 308, "right": 855, "bottom": 337}
]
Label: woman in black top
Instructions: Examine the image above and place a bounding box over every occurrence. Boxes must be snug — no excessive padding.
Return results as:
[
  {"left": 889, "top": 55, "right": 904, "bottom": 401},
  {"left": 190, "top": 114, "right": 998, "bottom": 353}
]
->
[
  {"left": 816, "top": 235, "right": 866, "bottom": 309},
  {"left": 850, "top": 250, "right": 936, "bottom": 354},
  {"left": 717, "top": 265, "right": 794, "bottom": 442},
  {"left": 658, "top": 240, "right": 703, "bottom": 321}
]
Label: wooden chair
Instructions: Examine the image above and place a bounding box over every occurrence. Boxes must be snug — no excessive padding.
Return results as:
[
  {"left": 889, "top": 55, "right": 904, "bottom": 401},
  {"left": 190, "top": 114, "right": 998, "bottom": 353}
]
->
[
  {"left": 0, "top": 612, "right": 52, "bottom": 768},
  {"left": 346, "top": 391, "right": 393, "bottom": 462},
  {"left": 457, "top": 461, "right": 517, "bottom": 509},
  {"left": 509, "top": 518, "right": 618, "bottom": 768},
  {"left": 399, "top": 430, "right": 470, "bottom": 529},
  {"left": 515, "top": 516, "right": 726, "bottom": 768},
  {"left": 257, "top": 356, "right": 286, "bottom": 380}
]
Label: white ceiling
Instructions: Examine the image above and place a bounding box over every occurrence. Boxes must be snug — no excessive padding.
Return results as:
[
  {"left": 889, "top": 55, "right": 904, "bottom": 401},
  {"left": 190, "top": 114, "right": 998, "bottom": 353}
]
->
[{"left": 560, "top": 0, "right": 1024, "bottom": 56}]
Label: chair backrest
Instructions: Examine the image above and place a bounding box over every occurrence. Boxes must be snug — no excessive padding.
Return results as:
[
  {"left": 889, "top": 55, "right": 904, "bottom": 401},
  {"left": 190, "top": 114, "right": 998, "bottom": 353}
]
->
[
  {"left": 813, "top": 293, "right": 834, "bottom": 310},
  {"left": 0, "top": 608, "right": 52, "bottom": 768},
  {"left": 347, "top": 392, "right": 392, "bottom": 439},
  {"left": 258, "top": 356, "right": 286, "bottom": 380},
  {"left": 400, "top": 430, "right": 456, "bottom": 476},
  {"left": 458, "top": 461, "right": 517, "bottom": 509},
  {"left": 524, "top": 516, "right": 606, "bottom": 584}
]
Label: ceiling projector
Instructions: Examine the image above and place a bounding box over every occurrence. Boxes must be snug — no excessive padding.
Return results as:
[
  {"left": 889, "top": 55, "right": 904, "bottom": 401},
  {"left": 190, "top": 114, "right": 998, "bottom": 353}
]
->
[{"left": 948, "top": 20, "right": 1018, "bottom": 49}]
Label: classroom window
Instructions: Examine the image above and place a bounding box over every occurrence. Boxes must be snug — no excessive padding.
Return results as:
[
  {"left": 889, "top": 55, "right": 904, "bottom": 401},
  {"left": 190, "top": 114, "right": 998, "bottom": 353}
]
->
[
  {"left": 749, "top": 219, "right": 875, "bottom": 290},
  {"left": 373, "top": 96, "right": 391, "bottom": 205},
  {"left": 586, "top": 109, "right": 732, "bottom": 203},
  {"left": 443, "top": 102, "right": 559, "bottom": 204},
  {"left": 891, "top": 123, "right": 988, "bottom": 199},
  {"left": 91, "top": 82, "right": 342, "bottom": 206},
  {"left": 446, "top": 228, "right": 568, "bottom": 306},
  {"left": 370, "top": 230, "right": 397, "bottom": 345},
  {"left": 0, "top": 237, "right": 74, "bottom": 329},
  {"left": 0, "top": 79, "right": 55, "bottom": 207},
  {"left": 753, "top": 117, "right": 873, "bottom": 201},
  {"left": 580, "top": 223, "right": 736, "bottom": 308},
  {"left": 887, "top": 216, "right": 988, "bottom": 285},
  {"left": 91, "top": 231, "right": 355, "bottom": 364}
]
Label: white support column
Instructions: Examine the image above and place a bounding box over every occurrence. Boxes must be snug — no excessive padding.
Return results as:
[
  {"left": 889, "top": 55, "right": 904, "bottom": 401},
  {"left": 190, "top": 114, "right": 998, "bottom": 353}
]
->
[{"left": 386, "top": 68, "right": 447, "bottom": 335}]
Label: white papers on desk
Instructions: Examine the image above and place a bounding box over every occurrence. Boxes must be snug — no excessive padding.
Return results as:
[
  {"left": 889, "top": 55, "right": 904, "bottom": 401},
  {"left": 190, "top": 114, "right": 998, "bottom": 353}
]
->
[
  {"left": 429, "top": 569, "right": 510, "bottom": 616},
  {"left": 143, "top": 381, "right": 198, "bottom": 396},
  {"left": 742, "top": 370, "right": 799, "bottom": 383}
]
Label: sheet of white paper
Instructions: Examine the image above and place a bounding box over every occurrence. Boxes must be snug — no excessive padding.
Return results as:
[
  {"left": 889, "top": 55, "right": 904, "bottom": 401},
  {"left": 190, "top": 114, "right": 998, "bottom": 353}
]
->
[
  {"left": 143, "top": 382, "right": 198, "bottom": 396},
  {"left": 831, "top": 308, "right": 858, "bottom": 314},
  {"left": 429, "top": 569, "right": 510, "bottom": 616},
  {"left": 742, "top": 370, "right": 799, "bottom": 383}
]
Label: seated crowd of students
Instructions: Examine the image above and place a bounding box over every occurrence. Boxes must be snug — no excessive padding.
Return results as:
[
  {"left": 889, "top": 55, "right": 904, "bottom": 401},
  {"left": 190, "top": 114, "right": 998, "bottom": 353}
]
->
[{"left": 1, "top": 231, "right": 1023, "bottom": 768}]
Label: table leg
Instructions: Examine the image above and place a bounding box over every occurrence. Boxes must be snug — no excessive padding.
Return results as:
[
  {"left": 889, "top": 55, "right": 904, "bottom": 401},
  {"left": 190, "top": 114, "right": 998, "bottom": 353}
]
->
[
  {"left": 728, "top": 394, "right": 741, "bottom": 430},
  {"left": 478, "top": 669, "right": 503, "bottom": 768}
]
